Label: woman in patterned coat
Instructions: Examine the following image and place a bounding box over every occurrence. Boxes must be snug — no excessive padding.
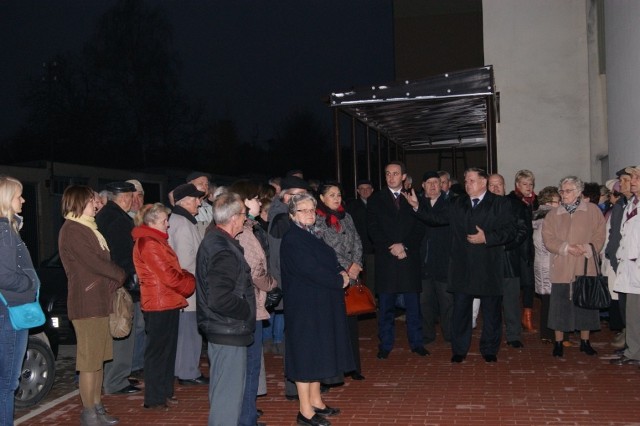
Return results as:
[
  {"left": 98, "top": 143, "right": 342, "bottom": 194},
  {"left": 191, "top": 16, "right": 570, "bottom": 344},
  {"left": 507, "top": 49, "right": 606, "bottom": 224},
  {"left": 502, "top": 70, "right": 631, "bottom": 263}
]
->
[{"left": 315, "top": 183, "right": 364, "bottom": 380}]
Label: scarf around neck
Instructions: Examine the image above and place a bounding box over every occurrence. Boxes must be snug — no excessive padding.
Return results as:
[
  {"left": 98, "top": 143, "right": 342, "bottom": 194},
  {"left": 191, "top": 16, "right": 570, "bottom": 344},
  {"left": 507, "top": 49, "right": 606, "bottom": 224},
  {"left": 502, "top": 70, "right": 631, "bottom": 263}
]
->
[
  {"left": 561, "top": 197, "right": 581, "bottom": 215},
  {"left": 514, "top": 188, "right": 536, "bottom": 206},
  {"left": 65, "top": 213, "right": 110, "bottom": 251},
  {"left": 315, "top": 201, "right": 346, "bottom": 233}
]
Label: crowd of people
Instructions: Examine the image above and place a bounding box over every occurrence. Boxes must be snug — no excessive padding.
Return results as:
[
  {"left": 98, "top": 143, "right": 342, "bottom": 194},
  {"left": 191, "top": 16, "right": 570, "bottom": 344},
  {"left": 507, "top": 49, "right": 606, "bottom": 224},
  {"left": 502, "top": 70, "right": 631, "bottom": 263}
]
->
[{"left": 1, "top": 161, "right": 639, "bottom": 426}]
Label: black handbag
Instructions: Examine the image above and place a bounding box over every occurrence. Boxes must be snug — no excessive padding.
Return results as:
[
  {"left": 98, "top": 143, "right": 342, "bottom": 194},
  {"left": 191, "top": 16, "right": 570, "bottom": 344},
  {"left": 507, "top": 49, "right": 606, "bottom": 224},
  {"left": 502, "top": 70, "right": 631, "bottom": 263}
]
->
[{"left": 572, "top": 244, "right": 611, "bottom": 310}]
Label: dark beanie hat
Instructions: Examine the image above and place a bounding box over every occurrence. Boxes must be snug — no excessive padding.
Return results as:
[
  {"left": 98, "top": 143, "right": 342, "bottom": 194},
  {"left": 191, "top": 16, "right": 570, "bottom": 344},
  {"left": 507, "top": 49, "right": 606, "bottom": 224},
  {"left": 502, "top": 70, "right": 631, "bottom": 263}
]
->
[
  {"left": 280, "top": 176, "right": 310, "bottom": 191},
  {"left": 422, "top": 171, "right": 440, "bottom": 182}
]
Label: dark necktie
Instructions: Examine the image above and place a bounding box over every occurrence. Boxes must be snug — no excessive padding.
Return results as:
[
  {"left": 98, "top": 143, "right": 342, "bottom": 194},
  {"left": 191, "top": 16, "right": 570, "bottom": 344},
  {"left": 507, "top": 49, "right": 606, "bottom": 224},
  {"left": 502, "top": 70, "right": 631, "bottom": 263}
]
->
[
  {"left": 393, "top": 192, "right": 400, "bottom": 210},
  {"left": 472, "top": 198, "right": 480, "bottom": 208},
  {"left": 627, "top": 196, "right": 639, "bottom": 220}
]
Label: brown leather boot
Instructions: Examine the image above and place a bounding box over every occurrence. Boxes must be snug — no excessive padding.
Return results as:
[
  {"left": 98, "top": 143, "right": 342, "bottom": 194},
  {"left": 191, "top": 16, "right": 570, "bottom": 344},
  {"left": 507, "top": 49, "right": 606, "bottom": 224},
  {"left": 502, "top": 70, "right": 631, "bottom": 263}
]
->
[{"left": 521, "top": 308, "right": 537, "bottom": 332}]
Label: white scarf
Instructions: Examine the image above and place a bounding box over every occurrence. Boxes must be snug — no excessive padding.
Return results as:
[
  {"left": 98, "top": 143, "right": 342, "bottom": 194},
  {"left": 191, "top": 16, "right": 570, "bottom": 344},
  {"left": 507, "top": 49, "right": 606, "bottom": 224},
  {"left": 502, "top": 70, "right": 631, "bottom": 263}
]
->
[{"left": 64, "top": 213, "right": 110, "bottom": 251}]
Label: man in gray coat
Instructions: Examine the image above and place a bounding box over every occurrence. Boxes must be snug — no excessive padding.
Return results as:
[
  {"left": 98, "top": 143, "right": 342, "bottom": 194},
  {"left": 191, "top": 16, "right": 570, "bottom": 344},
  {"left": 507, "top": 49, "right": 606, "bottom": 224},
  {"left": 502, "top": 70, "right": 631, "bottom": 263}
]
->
[{"left": 168, "top": 183, "right": 209, "bottom": 386}]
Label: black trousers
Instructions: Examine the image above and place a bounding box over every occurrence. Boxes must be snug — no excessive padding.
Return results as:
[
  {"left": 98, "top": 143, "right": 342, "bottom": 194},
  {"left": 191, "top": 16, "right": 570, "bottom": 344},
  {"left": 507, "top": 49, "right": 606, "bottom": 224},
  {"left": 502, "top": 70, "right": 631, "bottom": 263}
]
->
[
  {"left": 451, "top": 293, "right": 502, "bottom": 357},
  {"left": 538, "top": 294, "right": 554, "bottom": 341},
  {"left": 143, "top": 309, "right": 180, "bottom": 406}
]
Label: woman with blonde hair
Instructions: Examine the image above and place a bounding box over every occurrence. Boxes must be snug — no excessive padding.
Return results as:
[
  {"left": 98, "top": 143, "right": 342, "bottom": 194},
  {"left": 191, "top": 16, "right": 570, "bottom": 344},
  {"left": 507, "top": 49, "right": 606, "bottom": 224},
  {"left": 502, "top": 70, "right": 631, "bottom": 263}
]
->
[
  {"left": 132, "top": 203, "right": 195, "bottom": 410},
  {"left": 58, "top": 185, "right": 127, "bottom": 425},
  {"left": 0, "top": 176, "right": 40, "bottom": 425}
]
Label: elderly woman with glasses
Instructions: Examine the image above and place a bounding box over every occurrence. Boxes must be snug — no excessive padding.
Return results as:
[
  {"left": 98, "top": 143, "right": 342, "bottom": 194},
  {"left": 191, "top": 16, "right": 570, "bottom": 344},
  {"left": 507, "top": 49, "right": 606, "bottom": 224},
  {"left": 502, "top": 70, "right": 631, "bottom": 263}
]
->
[
  {"left": 542, "top": 176, "right": 606, "bottom": 358},
  {"left": 280, "top": 193, "right": 354, "bottom": 426}
]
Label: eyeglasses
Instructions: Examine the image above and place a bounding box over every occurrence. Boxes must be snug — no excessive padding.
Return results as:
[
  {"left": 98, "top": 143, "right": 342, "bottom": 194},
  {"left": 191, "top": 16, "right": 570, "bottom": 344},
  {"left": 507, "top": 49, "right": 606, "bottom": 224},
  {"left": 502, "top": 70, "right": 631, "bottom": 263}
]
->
[
  {"left": 296, "top": 209, "right": 316, "bottom": 215},
  {"left": 558, "top": 189, "right": 577, "bottom": 194}
]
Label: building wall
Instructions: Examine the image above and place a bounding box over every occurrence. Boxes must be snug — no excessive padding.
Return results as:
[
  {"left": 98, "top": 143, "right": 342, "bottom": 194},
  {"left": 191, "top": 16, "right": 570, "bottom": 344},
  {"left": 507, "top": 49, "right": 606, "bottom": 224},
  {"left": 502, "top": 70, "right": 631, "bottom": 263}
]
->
[
  {"left": 483, "top": 0, "right": 602, "bottom": 189},
  {"left": 605, "top": 1, "right": 640, "bottom": 172}
]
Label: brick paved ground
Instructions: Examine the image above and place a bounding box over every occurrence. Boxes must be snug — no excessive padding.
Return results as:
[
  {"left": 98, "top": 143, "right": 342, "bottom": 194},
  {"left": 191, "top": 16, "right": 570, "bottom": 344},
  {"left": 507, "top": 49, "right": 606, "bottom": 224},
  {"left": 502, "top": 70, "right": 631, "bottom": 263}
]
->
[{"left": 15, "top": 305, "right": 640, "bottom": 425}]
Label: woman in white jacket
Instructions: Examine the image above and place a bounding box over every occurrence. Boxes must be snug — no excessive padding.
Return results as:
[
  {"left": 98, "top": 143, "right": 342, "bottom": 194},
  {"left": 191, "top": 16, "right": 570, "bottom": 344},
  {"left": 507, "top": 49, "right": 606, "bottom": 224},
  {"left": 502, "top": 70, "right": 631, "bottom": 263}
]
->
[{"left": 532, "top": 186, "right": 560, "bottom": 342}]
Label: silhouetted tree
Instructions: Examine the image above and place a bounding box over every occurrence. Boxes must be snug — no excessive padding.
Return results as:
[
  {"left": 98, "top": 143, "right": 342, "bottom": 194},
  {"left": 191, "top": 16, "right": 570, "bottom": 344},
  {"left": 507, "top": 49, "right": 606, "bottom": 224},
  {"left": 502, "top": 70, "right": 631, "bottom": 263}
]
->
[{"left": 10, "top": 0, "right": 205, "bottom": 169}]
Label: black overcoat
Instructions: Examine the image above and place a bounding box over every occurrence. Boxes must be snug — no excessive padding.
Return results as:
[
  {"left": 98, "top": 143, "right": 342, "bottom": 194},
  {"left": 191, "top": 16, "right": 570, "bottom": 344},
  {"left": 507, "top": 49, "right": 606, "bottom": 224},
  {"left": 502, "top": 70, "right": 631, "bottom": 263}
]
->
[
  {"left": 366, "top": 189, "right": 424, "bottom": 293},
  {"left": 417, "top": 191, "right": 516, "bottom": 296},
  {"left": 281, "top": 223, "right": 355, "bottom": 381}
]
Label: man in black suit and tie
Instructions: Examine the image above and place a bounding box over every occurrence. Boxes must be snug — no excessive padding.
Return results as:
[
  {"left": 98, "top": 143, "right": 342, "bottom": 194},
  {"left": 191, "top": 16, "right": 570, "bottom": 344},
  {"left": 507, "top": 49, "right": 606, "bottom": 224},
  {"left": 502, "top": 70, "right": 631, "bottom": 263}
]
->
[
  {"left": 367, "top": 161, "right": 427, "bottom": 359},
  {"left": 410, "top": 167, "right": 516, "bottom": 363}
]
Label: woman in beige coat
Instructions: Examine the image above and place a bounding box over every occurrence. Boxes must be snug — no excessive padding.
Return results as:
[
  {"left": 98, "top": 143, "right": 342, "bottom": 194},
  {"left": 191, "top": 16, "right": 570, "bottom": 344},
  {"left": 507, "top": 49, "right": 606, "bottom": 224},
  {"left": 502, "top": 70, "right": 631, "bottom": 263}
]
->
[{"left": 542, "top": 176, "right": 606, "bottom": 358}]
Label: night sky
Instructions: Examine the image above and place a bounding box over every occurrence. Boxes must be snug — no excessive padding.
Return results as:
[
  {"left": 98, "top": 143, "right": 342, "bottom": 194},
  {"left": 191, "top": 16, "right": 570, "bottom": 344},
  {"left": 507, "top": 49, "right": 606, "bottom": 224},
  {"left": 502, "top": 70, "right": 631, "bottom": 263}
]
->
[{"left": 0, "top": 0, "right": 395, "bottom": 146}]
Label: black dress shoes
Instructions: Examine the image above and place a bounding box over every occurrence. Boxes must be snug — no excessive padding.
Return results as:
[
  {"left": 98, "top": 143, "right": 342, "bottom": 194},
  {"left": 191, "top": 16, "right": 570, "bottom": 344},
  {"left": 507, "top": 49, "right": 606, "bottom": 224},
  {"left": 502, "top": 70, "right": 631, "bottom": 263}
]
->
[
  {"left": 297, "top": 412, "right": 331, "bottom": 426},
  {"left": 257, "top": 408, "right": 264, "bottom": 417},
  {"left": 411, "top": 346, "right": 430, "bottom": 356},
  {"left": 377, "top": 349, "right": 390, "bottom": 359},
  {"left": 113, "top": 384, "right": 141, "bottom": 394},
  {"left": 128, "top": 378, "right": 140, "bottom": 386},
  {"left": 349, "top": 372, "right": 365, "bottom": 380},
  {"left": 450, "top": 354, "right": 465, "bottom": 363},
  {"left": 483, "top": 354, "right": 497, "bottom": 363},
  {"left": 313, "top": 405, "right": 341, "bottom": 416},
  {"left": 178, "top": 375, "right": 209, "bottom": 385},
  {"left": 507, "top": 340, "right": 524, "bottom": 348}
]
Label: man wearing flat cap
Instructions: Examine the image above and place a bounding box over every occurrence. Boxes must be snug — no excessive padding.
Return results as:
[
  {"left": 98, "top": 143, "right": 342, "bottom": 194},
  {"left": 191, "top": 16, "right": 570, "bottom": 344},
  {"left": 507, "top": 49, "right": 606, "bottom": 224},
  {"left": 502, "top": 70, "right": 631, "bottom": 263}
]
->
[
  {"left": 418, "top": 171, "right": 453, "bottom": 346},
  {"left": 168, "top": 183, "right": 209, "bottom": 386},
  {"left": 611, "top": 165, "right": 640, "bottom": 367},
  {"left": 187, "top": 171, "right": 214, "bottom": 237},
  {"left": 96, "top": 182, "right": 141, "bottom": 394},
  {"left": 605, "top": 167, "right": 634, "bottom": 350},
  {"left": 125, "top": 179, "right": 146, "bottom": 377}
]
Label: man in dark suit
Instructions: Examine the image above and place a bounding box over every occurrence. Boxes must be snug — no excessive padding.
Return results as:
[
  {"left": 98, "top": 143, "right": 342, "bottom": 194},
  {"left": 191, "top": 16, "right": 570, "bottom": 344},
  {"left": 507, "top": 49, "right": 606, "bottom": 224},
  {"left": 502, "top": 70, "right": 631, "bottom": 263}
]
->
[
  {"left": 418, "top": 171, "right": 453, "bottom": 345},
  {"left": 411, "top": 167, "right": 516, "bottom": 363},
  {"left": 96, "top": 181, "right": 141, "bottom": 394},
  {"left": 367, "top": 161, "right": 427, "bottom": 359},
  {"left": 488, "top": 173, "right": 528, "bottom": 349},
  {"left": 346, "top": 179, "right": 375, "bottom": 294}
]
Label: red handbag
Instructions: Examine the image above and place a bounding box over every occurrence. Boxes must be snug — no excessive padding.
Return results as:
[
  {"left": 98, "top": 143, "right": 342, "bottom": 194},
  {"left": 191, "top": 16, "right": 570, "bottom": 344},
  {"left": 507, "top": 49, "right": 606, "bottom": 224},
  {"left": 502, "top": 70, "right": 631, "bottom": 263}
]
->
[{"left": 344, "top": 280, "right": 376, "bottom": 316}]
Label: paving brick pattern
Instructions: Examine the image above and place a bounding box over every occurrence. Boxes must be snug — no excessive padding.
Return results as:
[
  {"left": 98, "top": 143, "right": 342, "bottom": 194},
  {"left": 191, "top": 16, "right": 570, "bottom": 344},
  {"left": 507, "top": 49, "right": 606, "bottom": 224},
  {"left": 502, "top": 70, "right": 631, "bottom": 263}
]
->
[{"left": 16, "top": 307, "right": 640, "bottom": 425}]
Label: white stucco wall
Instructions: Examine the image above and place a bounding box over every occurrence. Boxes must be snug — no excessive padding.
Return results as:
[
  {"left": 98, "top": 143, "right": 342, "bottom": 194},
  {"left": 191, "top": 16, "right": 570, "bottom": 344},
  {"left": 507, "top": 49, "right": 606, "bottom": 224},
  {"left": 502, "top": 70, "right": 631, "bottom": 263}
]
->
[
  {"left": 483, "top": 0, "right": 593, "bottom": 189},
  {"left": 605, "top": 1, "right": 640, "bottom": 172}
]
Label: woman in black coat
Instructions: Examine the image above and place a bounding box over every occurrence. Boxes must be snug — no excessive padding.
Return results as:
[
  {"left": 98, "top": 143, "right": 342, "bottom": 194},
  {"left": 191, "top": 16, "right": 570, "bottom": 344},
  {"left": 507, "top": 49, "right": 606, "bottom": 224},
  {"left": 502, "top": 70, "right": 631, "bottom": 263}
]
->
[{"left": 281, "top": 193, "right": 354, "bottom": 426}]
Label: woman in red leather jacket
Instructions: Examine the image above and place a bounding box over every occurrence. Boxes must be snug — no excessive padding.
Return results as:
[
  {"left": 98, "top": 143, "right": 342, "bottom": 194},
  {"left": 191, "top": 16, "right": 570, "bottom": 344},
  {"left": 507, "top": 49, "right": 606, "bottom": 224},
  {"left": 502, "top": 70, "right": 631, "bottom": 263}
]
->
[{"left": 132, "top": 203, "right": 195, "bottom": 410}]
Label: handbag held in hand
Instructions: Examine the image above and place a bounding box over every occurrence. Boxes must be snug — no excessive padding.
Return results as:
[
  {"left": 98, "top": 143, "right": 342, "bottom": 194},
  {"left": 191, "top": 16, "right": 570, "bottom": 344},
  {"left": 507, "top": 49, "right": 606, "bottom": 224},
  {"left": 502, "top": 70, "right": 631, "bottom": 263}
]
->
[
  {"left": 344, "top": 279, "right": 376, "bottom": 316},
  {"left": 572, "top": 244, "right": 611, "bottom": 310}
]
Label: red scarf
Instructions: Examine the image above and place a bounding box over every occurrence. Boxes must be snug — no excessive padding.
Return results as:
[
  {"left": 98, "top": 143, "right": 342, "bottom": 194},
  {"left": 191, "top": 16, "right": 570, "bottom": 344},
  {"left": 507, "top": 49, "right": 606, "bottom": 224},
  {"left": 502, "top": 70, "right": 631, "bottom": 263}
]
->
[
  {"left": 315, "top": 201, "right": 345, "bottom": 233},
  {"left": 514, "top": 188, "right": 536, "bottom": 206}
]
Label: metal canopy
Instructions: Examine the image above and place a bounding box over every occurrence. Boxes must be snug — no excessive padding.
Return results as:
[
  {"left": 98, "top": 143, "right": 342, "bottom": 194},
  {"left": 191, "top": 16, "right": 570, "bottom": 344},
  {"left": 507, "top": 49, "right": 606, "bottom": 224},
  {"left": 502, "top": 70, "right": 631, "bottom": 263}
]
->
[{"left": 329, "top": 66, "right": 495, "bottom": 151}]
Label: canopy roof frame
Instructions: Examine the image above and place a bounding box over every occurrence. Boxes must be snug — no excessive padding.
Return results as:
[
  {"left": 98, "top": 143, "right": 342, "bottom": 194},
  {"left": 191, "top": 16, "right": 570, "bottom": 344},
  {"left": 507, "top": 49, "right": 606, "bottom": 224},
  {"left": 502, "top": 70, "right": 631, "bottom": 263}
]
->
[{"left": 329, "top": 66, "right": 498, "bottom": 191}]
